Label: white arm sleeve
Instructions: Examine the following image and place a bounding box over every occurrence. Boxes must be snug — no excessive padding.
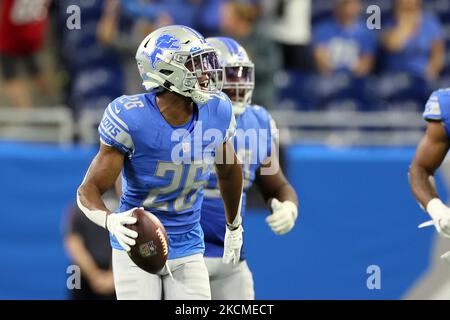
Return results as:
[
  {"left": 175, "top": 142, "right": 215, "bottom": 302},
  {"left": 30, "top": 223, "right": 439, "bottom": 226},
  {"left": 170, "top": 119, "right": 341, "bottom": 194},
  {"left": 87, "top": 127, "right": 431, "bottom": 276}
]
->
[{"left": 76, "top": 191, "right": 108, "bottom": 229}]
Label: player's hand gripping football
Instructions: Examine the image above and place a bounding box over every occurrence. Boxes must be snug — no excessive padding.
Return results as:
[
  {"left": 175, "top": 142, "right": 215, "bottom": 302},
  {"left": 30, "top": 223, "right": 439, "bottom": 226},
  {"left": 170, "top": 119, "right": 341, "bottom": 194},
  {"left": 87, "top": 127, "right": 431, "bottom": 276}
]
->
[
  {"left": 223, "top": 219, "right": 243, "bottom": 265},
  {"left": 106, "top": 208, "right": 139, "bottom": 251},
  {"left": 266, "top": 199, "right": 298, "bottom": 235},
  {"left": 425, "top": 199, "right": 450, "bottom": 238}
]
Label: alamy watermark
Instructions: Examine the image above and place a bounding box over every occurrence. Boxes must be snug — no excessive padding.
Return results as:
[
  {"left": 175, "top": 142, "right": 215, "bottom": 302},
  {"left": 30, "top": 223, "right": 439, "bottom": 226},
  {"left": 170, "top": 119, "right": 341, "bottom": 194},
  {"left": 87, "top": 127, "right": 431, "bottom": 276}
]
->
[
  {"left": 66, "top": 5, "right": 81, "bottom": 30},
  {"left": 168, "top": 122, "right": 280, "bottom": 176},
  {"left": 66, "top": 265, "right": 81, "bottom": 290},
  {"left": 366, "top": 5, "right": 382, "bottom": 30},
  {"left": 366, "top": 265, "right": 381, "bottom": 290},
  {"left": 64, "top": 4, "right": 381, "bottom": 31}
]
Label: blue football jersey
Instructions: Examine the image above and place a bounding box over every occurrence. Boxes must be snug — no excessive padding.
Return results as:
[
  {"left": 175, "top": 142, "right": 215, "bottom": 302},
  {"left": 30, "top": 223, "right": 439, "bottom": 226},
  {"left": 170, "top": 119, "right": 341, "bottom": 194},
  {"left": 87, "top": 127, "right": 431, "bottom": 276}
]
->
[
  {"left": 98, "top": 91, "right": 236, "bottom": 259},
  {"left": 423, "top": 88, "right": 450, "bottom": 137},
  {"left": 200, "top": 105, "right": 277, "bottom": 259}
]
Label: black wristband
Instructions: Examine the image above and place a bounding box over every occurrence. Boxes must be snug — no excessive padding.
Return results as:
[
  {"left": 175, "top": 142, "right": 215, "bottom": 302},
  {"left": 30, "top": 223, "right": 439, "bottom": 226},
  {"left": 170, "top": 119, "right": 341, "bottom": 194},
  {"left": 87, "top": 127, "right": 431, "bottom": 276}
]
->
[{"left": 226, "top": 222, "right": 240, "bottom": 231}]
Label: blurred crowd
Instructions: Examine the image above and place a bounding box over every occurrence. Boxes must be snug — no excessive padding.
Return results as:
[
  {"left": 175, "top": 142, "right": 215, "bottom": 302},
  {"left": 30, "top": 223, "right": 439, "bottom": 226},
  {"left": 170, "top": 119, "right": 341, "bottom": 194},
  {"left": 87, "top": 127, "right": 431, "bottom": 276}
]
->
[
  {"left": 288, "top": 0, "right": 449, "bottom": 111},
  {"left": 0, "top": 0, "right": 449, "bottom": 113}
]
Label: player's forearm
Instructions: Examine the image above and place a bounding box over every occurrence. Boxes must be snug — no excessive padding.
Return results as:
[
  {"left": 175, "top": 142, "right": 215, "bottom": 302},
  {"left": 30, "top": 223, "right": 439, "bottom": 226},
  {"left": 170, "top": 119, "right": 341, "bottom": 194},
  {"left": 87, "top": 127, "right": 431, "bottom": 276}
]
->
[
  {"left": 266, "top": 182, "right": 298, "bottom": 208},
  {"left": 256, "top": 162, "right": 298, "bottom": 208},
  {"left": 216, "top": 163, "right": 244, "bottom": 226},
  {"left": 77, "top": 145, "right": 125, "bottom": 228},
  {"left": 77, "top": 183, "right": 111, "bottom": 228},
  {"left": 77, "top": 182, "right": 111, "bottom": 213},
  {"left": 408, "top": 164, "right": 439, "bottom": 209}
]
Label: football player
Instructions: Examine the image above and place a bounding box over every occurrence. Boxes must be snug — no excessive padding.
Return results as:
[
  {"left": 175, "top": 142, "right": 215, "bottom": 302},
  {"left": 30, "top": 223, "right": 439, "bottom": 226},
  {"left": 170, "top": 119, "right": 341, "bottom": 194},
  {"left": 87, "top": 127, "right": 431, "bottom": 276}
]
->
[
  {"left": 410, "top": 88, "right": 450, "bottom": 239},
  {"left": 200, "top": 37, "right": 299, "bottom": 300},
  {"left": 77, "top": 26, "right": 244, "bottom": 300}
]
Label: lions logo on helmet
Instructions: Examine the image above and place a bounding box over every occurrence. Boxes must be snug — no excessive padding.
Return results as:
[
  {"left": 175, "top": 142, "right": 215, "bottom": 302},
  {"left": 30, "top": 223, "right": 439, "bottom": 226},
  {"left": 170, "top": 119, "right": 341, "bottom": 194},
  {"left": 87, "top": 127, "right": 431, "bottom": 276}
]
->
[
  {"left": 136, "top": 25, "right": 223, "bottom": 104},
  {"left": 146, "top": 34, "right": 181, "bottom": 69}
]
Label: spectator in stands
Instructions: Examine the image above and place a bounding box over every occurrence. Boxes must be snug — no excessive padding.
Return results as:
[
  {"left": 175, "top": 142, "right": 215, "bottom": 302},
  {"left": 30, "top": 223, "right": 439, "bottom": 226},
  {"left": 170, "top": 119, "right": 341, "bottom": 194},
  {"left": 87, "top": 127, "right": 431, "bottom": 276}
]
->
[
  {"left": 97, "top": 0, "right": 205, "bottom": 94},
  {"left": 64, "top": 190, "right": 118, "bottom": 300},
  {"left": 381, "top": 0, "right": 445, "bottom": 81},
  {"left": 266, "top": 0, "right": 312, "bottom": 72},
  {"left": 312, "top": 0, "right": 376, "bottom": 77},
  {"left": 310, "top": 0, "right": 377, "bottom": 110},
  {"left": 58, "top": 0, "right": 125, "bottom": 113},
  {"left": 97, "top": 0, "right": 153, "bottom": 94},
  {"left": 220, "top": 0, "right": 282, "bottom": 108},
  {"left": 0, "top": 0, "right": 53, "bottom": 109}
]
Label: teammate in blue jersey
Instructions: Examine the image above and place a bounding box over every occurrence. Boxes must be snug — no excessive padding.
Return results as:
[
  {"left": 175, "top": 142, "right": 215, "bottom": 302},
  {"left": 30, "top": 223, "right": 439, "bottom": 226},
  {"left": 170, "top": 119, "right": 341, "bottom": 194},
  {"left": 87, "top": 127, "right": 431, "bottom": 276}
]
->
[
  {"left": 410, "top": 88, "right": 450, "bottom": 239},
  {"left": 201, "top": 37, "right": 299, "bottom": 299},
  {"left": 76, "top": 26, "right": 244, "bottom": 300}
]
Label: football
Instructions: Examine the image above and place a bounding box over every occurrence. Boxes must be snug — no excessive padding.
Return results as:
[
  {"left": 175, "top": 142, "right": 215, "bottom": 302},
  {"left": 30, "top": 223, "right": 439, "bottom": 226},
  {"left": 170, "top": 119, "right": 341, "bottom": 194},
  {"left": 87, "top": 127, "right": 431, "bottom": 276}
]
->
[{"left": 127, "top": 208, "right": 169, "bottom": 274}]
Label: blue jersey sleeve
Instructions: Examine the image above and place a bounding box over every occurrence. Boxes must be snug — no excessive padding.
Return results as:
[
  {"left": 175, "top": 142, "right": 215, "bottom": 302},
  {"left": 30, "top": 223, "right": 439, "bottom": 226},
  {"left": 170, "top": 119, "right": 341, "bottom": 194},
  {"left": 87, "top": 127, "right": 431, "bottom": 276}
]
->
[
  {"left": 98, "top": 97, "right": 136, "bottom": 156},
  {"left": 423, "top": 89, "right": 450, "bottom": 137},
  {"left": 211, "top": 93, "right": 236, "bottom": 144},
  {"left": 256, "top": 106, "right": 277, "bottom": 162},
  {"left": 266, "top": 113, "right": 279, "bottom": 160}
]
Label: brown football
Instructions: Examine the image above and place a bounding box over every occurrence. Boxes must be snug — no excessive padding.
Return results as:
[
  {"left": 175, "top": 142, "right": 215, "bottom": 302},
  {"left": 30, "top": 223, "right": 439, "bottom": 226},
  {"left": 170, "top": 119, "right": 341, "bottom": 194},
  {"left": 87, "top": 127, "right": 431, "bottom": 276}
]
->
[{"left": 127, "top": 208, "right": 169, "bottom": 274}]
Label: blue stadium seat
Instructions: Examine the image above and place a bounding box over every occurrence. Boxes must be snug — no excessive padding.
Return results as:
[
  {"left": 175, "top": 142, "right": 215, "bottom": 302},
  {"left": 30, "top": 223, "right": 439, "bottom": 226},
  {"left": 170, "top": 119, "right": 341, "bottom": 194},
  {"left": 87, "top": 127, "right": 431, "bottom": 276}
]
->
[
  {"left": 276, "top": 71, "right": 316, "bottom": 110},
  {"left": 311, "top": 73, "right": 377, "bottom": 111},
  {"left": 376, "top": 72, "right": 429, "bottom": 111}
]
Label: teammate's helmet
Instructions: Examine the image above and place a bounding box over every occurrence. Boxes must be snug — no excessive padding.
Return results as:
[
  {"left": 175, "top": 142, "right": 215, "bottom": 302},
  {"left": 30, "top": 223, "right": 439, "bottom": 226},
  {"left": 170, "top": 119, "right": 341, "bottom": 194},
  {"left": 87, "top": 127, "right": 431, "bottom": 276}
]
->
[
  {"left": 206, "top": 37, "right": 255, "bottom": 115},
  {"left": 136, "top": 25, "right": 223, "bottom": 104}
]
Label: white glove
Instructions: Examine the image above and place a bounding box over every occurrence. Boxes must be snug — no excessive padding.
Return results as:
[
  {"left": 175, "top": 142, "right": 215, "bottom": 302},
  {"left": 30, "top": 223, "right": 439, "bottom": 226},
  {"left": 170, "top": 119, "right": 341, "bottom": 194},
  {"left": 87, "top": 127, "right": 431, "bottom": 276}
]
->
[
  {"left": 426, "top": 198, "right": 450, "bottom": 238},
  {"left": 223, "top": 223, "right": 243, "bottom": 265},
  {"left": 266, "top": 199, "right": 298, "bottom": 235},
  {"left": 106, "top": 208, "right": 139, "bottom": 251}
]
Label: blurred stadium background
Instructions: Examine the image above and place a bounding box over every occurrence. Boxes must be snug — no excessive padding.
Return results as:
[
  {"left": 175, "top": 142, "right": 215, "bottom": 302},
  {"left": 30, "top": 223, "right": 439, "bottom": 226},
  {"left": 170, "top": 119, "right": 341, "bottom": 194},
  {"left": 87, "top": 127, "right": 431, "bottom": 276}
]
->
[{"left": 1, "top": 0, "right": 450, "bottom": 299}]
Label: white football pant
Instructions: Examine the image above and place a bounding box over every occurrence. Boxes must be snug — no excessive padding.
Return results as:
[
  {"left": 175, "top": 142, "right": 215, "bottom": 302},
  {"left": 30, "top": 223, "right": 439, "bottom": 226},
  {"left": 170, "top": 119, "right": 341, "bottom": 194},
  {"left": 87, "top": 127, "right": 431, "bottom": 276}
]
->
[
  {"left": 205, "top": 257, "right": 255, "bottom": 300},
  {"left": 112, "top": 249, "right": 211, "bottom": 300}
]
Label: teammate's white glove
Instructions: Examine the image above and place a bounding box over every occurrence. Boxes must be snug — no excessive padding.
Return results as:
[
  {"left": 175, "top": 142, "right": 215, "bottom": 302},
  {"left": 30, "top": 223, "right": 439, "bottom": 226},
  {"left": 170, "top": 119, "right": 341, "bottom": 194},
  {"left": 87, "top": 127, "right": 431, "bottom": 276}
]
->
[
  {"left": 106, "top": 208, "right": 139, "bottom": 251},
  {"left": 223, "top": 220, "right": 243, "bottom": 265},
  {"left": 426, "top": 199, "right": 450, "bottom": 238},
  {"left": 266, "top": 199, "right": 298, "bottom": 235}
]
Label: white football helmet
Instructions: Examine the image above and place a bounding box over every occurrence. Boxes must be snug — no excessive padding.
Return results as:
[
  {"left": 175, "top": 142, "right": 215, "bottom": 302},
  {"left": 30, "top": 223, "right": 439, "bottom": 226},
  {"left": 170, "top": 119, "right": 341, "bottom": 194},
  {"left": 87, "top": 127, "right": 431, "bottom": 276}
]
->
[
  {"left": 136, "top": 25, "right": 223, "bottom": 104},
  {"left": 206, "top": 37, "right": 255, "bottom": 115}
]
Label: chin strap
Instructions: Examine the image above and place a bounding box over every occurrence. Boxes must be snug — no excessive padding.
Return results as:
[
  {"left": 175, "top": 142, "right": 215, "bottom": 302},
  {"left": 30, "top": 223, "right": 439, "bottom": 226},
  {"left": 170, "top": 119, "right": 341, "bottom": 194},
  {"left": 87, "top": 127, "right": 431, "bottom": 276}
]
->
[
  {"left": 232, "top": 102, "right": 246, "bottom": 115},
  {"left": 191, "top": 90, "right": 211, "bottom": 104}
]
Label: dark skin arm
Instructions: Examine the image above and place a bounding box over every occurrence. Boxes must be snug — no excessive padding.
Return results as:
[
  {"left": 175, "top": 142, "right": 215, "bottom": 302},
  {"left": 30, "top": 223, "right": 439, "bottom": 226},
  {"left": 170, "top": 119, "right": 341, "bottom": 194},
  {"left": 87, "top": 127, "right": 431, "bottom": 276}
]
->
[
  {"left": 255, "top": 148, "right": 298, "bottom": 208},
  {"left": 409, "top": 121, "right": 450, "bottom": 208},
  {"left": 215, "top": 140, "right": 244, "bottom": 227},
  {"left": 77, "top": 143, "right": 124, "bottom": 225}
]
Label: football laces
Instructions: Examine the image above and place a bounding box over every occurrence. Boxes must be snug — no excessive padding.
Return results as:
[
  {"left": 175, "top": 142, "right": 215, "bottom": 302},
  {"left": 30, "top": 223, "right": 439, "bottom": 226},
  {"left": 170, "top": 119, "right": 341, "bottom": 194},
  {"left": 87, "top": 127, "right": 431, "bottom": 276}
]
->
[{"left": 156, "top": 228, "right": 168, "bottom": 256}]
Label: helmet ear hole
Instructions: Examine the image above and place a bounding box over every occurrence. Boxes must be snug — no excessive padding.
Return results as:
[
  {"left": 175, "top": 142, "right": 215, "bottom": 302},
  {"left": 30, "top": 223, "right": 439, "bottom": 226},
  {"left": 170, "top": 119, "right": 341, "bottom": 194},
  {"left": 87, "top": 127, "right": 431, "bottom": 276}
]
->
[{"left": 160, "top": 69, "right": 174, "bottom": 76}]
